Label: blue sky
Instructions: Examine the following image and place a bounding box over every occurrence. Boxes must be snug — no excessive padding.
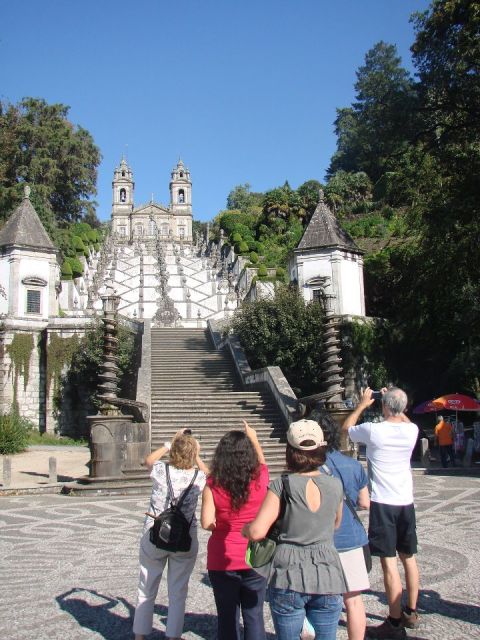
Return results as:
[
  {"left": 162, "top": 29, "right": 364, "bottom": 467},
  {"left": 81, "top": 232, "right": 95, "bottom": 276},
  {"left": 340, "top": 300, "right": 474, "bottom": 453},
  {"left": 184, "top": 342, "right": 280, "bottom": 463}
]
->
[{"left": 1, "top": 0, "right": 431, "bottom": 222}]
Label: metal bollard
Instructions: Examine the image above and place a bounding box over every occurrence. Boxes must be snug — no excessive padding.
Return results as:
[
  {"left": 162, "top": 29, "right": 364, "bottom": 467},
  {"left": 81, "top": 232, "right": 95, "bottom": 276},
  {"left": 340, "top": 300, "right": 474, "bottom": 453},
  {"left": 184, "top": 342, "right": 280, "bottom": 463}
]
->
[
  {"left": 49, "top": 456, "right": 57, "bottom": 483},
  {"left": 3, "top": 457, "right": 11, "bottom": 488}
]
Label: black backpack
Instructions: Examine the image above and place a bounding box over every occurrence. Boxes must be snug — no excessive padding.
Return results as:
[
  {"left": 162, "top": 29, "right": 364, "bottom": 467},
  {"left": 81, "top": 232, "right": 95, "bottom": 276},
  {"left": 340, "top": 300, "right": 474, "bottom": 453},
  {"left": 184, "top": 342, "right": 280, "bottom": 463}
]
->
[{"left": 148, "top": 464, "right": 198, "bottom": 552}]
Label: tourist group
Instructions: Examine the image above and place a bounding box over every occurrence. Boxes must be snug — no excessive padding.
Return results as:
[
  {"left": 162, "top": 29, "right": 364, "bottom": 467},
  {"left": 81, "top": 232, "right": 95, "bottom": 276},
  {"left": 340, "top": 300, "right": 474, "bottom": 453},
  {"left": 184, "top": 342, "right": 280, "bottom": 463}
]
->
[{"left": 132, "top": 386, "right": 419, "bottom": 640}]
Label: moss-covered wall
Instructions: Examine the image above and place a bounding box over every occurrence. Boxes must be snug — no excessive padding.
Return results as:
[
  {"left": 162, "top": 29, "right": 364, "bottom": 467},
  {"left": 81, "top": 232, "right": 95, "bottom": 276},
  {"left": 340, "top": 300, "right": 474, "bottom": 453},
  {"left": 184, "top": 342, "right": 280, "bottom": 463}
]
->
[{"left": 6, "top": 333, "right": 34, "bottom": 400}]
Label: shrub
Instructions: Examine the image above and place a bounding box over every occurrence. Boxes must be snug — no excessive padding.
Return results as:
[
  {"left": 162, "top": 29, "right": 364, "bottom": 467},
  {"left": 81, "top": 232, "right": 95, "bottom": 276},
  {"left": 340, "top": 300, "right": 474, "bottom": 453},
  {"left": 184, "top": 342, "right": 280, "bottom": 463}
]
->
[
  {"left": 249, "top": 251, "right": 259, "bottom": 264},
  {"left": 238, "top": 241, "right": 249, "bottom": 254},
  {"left": 66, "top": 256, "right": 84, "bottom": 278},
  {"left": 71, "top": 235, "right": 86, "bottom": 255},
  {"left": 232, "top": 232, "right": 243, "bottom": 244},
  {"left": 0, "top": 411, "right": 30, "bottom": 454},
  {"left": 61, "top": 261, "right": 73, "bottom": 280},
  {"left": 276, "top": 267, "right": 286, "bottom": 280},
  {"left": 87, "top": 229, "right": 98, "bottom": 243},
  {"left": 255, "top": 242, "right": 265, "bottom": 255},
  {"left": 258, "top": 264, "right": 268, "bottom": 278}
]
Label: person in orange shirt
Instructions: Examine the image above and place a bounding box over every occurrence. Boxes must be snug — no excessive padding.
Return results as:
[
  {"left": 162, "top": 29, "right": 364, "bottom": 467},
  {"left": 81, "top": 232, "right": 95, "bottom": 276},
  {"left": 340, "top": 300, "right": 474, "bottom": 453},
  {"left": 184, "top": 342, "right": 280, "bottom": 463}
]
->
[{"left": 434, "top": 416, "right": 455, "bottom": 468}]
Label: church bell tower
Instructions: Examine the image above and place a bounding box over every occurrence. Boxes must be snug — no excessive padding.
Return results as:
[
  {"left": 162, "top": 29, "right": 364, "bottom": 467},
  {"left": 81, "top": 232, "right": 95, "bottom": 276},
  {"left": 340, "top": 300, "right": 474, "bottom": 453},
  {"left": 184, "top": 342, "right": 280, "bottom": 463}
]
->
[
  {"left": 112, "top": 157, "right": 134, "bottom": 238},
  {"left": 170, "top": 159, "right": 192, "bottom": 216}
]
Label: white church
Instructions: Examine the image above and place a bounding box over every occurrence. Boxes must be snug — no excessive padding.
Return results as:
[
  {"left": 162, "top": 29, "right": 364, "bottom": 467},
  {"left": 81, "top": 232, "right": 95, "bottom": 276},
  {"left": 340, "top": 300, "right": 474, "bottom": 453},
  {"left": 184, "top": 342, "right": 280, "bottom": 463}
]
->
[
  {"left": 111, "top": 158, "right": 193, "bottom": 242},
  {"left": 0, "top": 157, "right": 366, "bottom": 431}
]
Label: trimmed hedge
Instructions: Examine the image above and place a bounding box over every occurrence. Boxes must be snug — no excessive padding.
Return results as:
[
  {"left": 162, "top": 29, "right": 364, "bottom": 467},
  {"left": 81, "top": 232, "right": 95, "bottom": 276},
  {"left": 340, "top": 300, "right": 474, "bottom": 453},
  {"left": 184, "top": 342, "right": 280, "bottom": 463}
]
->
[
  {"left": 258, "top": 264, "right": 268, "bottom": 278},
  {"left": 61, "top": 261, "right": 73, "bottom": 280},
  {"left": 249, "top": 251, "right": 259, "bottom": 264},
  {"left": 66, "top": 256, "right": 84, "bottom": 278},
  {"left": 71, "top": 235, "right": 86, "bottom": 255}
]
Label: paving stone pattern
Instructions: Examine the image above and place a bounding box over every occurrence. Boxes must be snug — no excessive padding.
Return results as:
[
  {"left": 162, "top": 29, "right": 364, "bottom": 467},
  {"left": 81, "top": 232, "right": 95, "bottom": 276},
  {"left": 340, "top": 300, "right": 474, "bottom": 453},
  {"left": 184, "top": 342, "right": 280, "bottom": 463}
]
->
[{"left": 0, "top": 475, "right": 479, "bottom": 639}]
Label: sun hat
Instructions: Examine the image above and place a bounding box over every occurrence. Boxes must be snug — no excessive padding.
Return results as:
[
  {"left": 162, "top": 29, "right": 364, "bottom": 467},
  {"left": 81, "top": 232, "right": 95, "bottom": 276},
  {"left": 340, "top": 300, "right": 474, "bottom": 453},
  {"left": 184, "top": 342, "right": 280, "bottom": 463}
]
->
[{"left": 287, "top": 419, "right": 328, "bottom": 451}]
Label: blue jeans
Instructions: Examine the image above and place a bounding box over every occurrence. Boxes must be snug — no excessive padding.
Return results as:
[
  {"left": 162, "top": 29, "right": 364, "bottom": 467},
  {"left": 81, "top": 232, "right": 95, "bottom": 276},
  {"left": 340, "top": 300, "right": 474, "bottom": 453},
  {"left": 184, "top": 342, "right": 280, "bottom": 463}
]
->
[
  {"left": 268, "top": 587, "right": 342, "bottom": 640},
  {"left": 209, "top": 569, "right": 267, "bottom": 640}
]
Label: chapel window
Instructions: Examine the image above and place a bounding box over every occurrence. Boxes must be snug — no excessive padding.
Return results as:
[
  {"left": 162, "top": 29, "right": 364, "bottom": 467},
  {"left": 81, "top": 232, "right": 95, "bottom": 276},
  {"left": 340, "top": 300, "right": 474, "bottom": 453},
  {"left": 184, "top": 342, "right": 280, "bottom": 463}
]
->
[
  {"left": 312, "top": 289, "right": 323, "bottom": 304},
  {"left": 26, "top": 290, "right": 41, "bottom": 314},
  {"left": 179, "top": 227, "right": 185, "bottom": 238},
  {"left": 119, "top": 226, "right": 126, "bottom": 236},
  {"left": 180, "top": 172, "right": 184, "bottom": 178},
  {"left": 161, "top": 223, "right": 169, "bottom": 236},
  {"left": 120, "top": 188, "right": 126, "bottom": 202},
  {"left": 135, "top": 223, "right": 144, "bottom": 236},
  {"left": 122, "top": 171, "right": 125, "bottom": 177},
  {"left": 178, "top": 189, "right": 185, "bottom": 203}
]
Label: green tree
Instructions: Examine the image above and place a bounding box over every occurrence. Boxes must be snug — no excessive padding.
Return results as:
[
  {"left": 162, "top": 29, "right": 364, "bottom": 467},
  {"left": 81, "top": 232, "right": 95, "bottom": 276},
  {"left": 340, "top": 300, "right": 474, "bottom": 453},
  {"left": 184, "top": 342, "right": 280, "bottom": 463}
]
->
[
  {"left": 296, "top": 180, "right": 322, "bottom": 222},
  {"left": 229, "top": 286, "right": 326, "bottom": 396},
  {"left": 328, "top": 42, "right": 418, "bottom": 185},
  {"left": 0, "top": 98, "right": 101, "bottom": 228},
  {"left": 226, "top": 183, "right": 263, "bottom": 213}
]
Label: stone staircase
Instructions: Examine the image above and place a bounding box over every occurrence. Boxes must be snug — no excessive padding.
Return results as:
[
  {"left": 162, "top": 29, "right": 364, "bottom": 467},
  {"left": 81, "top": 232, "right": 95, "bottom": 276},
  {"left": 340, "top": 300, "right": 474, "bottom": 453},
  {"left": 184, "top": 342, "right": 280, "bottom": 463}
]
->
[{"left": 150, "top": 328, "right": 288, "bottom": 475}]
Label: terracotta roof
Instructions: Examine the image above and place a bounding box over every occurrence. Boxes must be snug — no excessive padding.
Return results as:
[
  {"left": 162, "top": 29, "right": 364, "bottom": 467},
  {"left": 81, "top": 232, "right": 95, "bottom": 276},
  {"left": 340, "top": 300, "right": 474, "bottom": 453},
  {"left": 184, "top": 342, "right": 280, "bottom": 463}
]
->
[
  {"left": 0, "top": 187, "right": 56, "bottom": 251},
  {"left": 296, "top": 191, "right": 362, "bottom": 254}
]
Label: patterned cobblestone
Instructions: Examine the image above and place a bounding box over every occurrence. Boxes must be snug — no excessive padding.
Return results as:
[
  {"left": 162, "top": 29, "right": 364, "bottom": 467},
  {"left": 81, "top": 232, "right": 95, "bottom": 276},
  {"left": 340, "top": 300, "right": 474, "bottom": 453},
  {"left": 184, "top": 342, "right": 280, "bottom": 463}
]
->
[{"left": 0, "top": 474, "right": 479, "bottom": 639}]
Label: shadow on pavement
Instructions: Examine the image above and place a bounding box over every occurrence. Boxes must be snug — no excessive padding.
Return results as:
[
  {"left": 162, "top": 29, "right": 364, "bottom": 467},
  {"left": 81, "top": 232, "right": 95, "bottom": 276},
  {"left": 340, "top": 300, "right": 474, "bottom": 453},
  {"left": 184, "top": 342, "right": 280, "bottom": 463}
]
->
[
  {"left": 367, "top": 588, "right": 480, "bottom": 636},
  {"left": 56, "top": 589, "right": 135, "bottom": 639},
  {"left": 56, "top": 587, "right": 277, "bottom": 639}
]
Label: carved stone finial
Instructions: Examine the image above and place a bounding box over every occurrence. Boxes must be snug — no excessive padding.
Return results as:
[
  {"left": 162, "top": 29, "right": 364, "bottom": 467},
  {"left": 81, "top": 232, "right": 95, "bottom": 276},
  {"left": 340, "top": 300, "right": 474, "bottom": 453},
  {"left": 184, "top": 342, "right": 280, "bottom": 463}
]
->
[
  {"left": 24, "top": 184, "right": 31, "bottom": 199},
  {"left": 318, "top": 188, "right": 324, "bottom": 203}
]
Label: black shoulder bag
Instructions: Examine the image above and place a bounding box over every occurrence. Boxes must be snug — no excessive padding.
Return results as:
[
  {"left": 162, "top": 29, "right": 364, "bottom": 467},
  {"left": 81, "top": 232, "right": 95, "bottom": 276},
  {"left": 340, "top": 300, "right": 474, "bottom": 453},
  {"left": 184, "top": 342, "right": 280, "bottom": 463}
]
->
[
  {"left": 147, "top": 463, "right": 199, "bottom": 552},
  {"left": 322, "top": 462, "right": 372, "bottom": 573}
]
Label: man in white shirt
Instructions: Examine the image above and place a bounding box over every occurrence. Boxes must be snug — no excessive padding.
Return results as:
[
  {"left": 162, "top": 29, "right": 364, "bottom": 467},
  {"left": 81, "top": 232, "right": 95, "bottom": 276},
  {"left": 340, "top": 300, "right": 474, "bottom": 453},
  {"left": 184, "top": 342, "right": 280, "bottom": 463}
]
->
[{"left": 342, "top": 387, "right": 420, "bottom": 639}]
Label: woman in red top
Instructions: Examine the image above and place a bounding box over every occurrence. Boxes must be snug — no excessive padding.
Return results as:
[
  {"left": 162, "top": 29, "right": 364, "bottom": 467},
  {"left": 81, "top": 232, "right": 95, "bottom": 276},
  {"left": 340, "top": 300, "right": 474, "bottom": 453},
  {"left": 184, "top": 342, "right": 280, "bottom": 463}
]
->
[{"left": 201, "top": 420, "right": 269, "bottom": 640}]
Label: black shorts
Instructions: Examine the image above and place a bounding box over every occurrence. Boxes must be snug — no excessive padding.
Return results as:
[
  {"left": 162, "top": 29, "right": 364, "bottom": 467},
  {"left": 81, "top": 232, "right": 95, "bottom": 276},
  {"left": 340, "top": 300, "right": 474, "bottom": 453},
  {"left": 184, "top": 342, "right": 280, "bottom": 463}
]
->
[{"left": 369, "top": 501, "right": 417, "bottom": 557}]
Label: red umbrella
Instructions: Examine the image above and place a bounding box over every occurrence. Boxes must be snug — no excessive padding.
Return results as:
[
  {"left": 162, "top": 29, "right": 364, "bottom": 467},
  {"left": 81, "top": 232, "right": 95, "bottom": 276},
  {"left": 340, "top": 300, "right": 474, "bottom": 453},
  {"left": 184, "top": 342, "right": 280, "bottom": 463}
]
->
[
  {"left": 412, "top": 399, "right": 443, "bottom": 414},
  {"left": 433, "top": 393, "right": 480, "bottom": 412}
]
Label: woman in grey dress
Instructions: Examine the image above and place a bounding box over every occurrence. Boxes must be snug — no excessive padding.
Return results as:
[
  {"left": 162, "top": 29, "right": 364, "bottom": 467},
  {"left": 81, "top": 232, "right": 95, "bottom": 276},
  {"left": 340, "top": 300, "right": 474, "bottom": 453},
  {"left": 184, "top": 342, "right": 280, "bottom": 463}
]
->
[{"left": 242, "top": 419, "right": 346, "bottom": 640}]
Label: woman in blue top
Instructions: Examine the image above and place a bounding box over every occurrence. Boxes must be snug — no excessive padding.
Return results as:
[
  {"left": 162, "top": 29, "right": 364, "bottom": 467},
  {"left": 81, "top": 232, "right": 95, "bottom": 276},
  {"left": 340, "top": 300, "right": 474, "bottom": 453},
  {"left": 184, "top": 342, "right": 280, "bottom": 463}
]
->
[{"left": 316, "top": 409, "right": 370, "bottom": 640}]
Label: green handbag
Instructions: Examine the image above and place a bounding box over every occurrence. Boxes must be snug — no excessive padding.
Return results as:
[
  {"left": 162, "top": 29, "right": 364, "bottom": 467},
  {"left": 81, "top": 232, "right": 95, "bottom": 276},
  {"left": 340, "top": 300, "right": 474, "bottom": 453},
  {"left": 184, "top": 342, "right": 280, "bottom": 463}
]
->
[
  {"left": 246, "top": 536, "right": 277, "bottom": 568},
  {"left": 245, "top": 474, "right": 290, "bottom": 569}
]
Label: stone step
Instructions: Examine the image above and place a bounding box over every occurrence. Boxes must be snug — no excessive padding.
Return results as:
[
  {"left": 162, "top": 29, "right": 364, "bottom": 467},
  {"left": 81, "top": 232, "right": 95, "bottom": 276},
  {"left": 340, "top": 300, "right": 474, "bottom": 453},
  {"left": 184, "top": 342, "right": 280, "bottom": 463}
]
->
[
  {"left": 150, "top": 327, "right": 285, "bottom": 472},
  {"left": 150, "top": 392, "right": 271, "bottom": 399}
]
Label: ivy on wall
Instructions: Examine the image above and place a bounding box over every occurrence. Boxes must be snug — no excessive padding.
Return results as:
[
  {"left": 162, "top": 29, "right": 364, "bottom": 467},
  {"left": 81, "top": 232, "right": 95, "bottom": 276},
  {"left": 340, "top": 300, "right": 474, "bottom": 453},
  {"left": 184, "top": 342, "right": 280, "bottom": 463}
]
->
[
  {"left": 46, "top": 333, "right": 81, "bottom": 397},
  {"left": 6, "top": 333, "right": 35, "bottom": 399}
]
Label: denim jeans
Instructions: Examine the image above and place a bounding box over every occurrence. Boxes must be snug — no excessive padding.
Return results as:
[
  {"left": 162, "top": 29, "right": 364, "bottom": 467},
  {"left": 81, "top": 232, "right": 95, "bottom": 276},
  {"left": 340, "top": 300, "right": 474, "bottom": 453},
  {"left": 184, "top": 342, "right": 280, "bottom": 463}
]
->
[
  {"left": 209, "top": 569, "right": 267, "bottom": 640},
  {"left": 268, "top": 587, "right": 342, "bottom": 640}
]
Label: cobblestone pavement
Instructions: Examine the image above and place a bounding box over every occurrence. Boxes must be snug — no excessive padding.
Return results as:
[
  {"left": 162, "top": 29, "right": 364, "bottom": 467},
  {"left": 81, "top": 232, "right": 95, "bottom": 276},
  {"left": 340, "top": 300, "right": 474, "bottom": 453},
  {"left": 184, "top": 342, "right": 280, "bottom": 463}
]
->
[{"left": 0, "top": 474, "right": 479, "bottom": 639}]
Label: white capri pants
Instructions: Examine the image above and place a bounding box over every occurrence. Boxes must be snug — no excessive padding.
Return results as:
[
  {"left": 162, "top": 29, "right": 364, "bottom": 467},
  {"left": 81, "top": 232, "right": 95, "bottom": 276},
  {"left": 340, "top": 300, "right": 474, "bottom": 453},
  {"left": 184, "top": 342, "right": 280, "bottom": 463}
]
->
[{"left": 133, "top": 528, "right": 199, "bottom": 637}]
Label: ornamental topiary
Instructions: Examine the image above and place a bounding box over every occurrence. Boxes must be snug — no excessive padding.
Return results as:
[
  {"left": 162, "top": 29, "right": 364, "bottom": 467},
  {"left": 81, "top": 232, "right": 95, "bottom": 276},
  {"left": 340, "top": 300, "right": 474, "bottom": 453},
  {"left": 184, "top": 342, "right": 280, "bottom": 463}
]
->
[
  {"left": 258, "top": 264, "right": 268, "bottom": 278},
  {"left": 255, "top": 242, "right": 265, "bottom": 255},
  {"left": 238, "top": 241, "right": 249, "bottom": 254},
  {"left": 87, "top": 229, "right": 98, "bottom": 243},
  {"left": 71, "top": 235, "right": 86, "bottom": 255},
  {"left": 232, "top": 232, "right": 242, "bottom": 244},
  {"left": 66, "top": 256, "right": 84, "bottom": 278},
  {"left": 249, "top": 251, "right": 259, "bottom": 264},
  {"left": 61, "top": 261, "right": 73, "bottom": 280}
]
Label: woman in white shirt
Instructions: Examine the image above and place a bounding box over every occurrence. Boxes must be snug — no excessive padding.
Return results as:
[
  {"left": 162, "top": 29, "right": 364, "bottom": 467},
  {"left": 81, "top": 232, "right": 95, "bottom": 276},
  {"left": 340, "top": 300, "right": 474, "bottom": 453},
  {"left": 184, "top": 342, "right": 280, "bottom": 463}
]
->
[{"left": 133, "top": 429, "right": 209, "bottom": 640}]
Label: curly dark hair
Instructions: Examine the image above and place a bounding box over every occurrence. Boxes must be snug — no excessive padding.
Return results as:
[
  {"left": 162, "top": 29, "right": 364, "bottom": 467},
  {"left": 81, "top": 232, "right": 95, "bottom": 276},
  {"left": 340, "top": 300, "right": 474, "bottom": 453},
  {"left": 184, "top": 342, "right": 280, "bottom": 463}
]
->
[
  {"left": 210, "top": 430, "right": 260, "bottom": 511},
  {"left": 310, "top": 407, "right": 341, "bottom": 452}
]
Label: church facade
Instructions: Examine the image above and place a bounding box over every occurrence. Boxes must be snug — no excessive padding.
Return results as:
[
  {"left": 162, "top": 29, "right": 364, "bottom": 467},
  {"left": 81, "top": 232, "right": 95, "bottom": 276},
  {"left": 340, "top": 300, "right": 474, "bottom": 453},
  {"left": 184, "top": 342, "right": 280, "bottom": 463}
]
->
[{"left": 111, "top": 158, "right": 193, "bottom": 242}]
